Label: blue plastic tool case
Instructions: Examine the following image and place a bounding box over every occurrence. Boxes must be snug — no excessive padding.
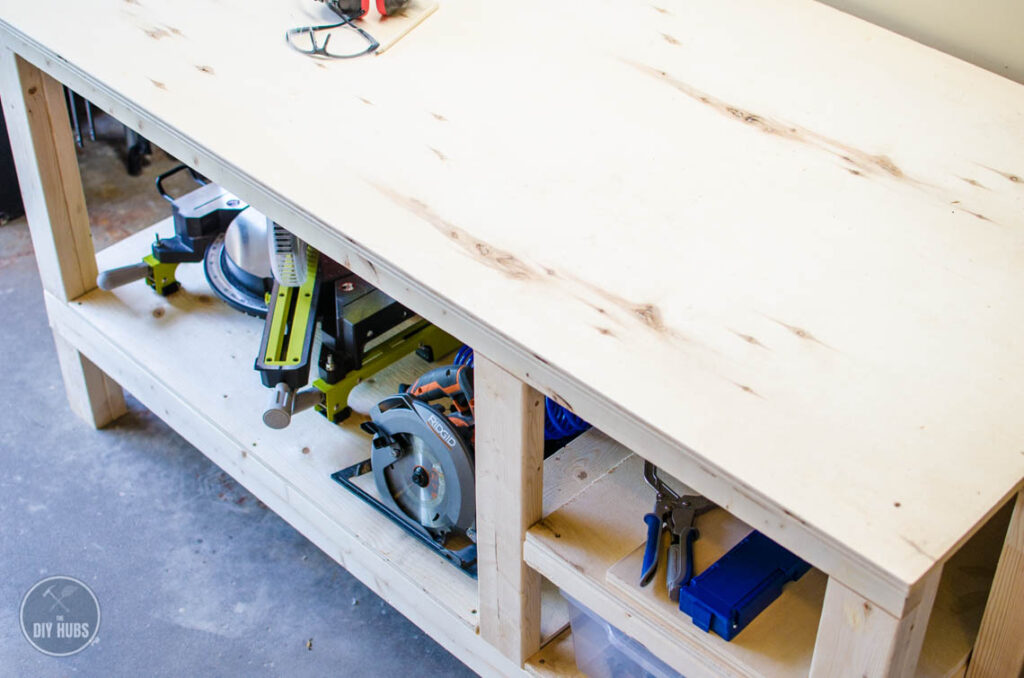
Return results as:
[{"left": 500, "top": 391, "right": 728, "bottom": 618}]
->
[{"left": 678, "top": 530, "right": 811, "bottom": 641}]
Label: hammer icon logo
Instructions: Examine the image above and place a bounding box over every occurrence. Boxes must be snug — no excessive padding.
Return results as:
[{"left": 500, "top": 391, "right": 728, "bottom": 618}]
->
[{"left": 42, "top": 584, "right": 77, "bottom": 612}]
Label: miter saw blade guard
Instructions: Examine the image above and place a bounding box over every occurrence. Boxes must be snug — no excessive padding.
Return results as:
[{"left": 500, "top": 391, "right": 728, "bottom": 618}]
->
[{"left": 203, "top": 208, "right": 274, "bottom": 317}]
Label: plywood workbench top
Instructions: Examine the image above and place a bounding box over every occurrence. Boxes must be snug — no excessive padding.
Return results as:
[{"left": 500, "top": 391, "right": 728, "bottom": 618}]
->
[{"left": 3, "top": 0, "right": 1023, "bottom": 606}]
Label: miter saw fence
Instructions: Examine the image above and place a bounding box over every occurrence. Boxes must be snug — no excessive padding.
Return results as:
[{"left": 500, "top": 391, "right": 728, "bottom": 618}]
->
[{"left": 332, "top": 363, "right": 478, "bottom": 576}]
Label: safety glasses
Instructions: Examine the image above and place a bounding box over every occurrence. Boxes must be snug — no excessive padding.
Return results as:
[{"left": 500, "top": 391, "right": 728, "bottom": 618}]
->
[{"left": 286, "top": 0, "right": 411, "bottom": 59}]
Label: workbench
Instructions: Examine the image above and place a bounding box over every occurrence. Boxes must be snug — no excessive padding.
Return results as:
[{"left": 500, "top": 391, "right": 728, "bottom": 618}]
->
[{"left": 2, "top": 0, "right": 1023, "bottom": 675}]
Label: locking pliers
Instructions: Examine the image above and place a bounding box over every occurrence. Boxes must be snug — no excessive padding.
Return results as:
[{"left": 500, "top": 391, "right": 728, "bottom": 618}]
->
[{"left": 638, "top": 461, "right": 716, "bottom": 600}]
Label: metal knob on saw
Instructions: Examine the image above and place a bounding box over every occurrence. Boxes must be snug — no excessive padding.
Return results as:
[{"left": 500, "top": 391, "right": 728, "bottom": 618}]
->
[{"left": 263, "top": 383, "right": 323, "bottom": 429}]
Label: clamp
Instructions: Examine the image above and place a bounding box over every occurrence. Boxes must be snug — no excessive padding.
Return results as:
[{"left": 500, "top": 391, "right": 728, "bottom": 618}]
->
[{"left": 639, "top": 461, "right": 716, "bottom": 601}]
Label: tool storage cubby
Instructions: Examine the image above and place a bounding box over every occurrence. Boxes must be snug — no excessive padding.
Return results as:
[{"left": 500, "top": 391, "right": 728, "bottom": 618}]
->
[{"left": 522, "top": 430, "right": 1009, "bottom": 677}]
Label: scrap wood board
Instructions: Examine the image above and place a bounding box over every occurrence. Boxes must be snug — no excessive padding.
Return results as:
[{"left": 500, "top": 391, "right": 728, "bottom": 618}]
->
[{"left": 287, "top": 0, "right": 438, "bottom": 54}]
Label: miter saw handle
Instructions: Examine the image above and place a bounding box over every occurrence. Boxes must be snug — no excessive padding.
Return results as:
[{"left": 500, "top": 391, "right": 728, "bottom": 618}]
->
[
  {"left": 155, "top": 164, "right": 208, "bottom": 203},
  {"left": 97, "top": 261, "right": 150, "bottom": 290},
  {"left": 406, "top": 364, "right": 474, "bottom": 416},
  {"left": 263, "top": 383, "right": 324, "bottom": 430}
]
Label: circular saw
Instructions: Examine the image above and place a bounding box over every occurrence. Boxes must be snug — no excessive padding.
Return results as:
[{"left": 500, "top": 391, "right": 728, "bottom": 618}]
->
[
  {"left": 339, "top": 364, "right": 478, "bottom": 573},
  {"left": 369, "top": 392, "right": 475, "bottom": 541}
]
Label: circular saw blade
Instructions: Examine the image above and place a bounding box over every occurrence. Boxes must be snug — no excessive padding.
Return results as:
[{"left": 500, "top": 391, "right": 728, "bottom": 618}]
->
[
  {"left": 370, "top": 397, "right": 475, "bottom": 539},
  {"left": 382, "top": 433, "right": 452, "bottom": 531}
]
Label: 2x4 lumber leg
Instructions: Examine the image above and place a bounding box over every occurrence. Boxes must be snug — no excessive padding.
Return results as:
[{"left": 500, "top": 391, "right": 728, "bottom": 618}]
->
[
  {"left": 0, "top": 49, "right": 125, "bottom": 427},
  {"left": 53, "top": 332, "right": 127, "bottom": 428},
  {"left": 810, "top": 567, "right": 942, "bottom": 678},
  {"left": 474, "top": 354, "right": 546, "bottom": 666},
  {"left": 966, "top": 492, "right": 1024, "bottom": 678}
]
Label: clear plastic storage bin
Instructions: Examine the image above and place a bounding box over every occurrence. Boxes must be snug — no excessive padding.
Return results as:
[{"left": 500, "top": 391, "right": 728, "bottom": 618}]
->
[{"left": 562, "top": 591, "right": 682, "bottom": 678}]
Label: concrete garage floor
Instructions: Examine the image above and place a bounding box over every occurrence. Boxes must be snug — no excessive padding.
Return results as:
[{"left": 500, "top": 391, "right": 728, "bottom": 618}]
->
[{"left": 0, "top": 112, "right": 476, "bottom": 677}]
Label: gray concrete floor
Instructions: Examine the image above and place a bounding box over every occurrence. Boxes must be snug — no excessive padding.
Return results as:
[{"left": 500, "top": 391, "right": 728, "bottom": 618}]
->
[{"left": 0, "top": 113, "right": 477, "bottom": 677}]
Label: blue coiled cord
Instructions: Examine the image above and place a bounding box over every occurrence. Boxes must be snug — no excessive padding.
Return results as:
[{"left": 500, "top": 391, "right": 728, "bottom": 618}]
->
[{"left": 452, "top": 346, "right": 590, "bottom": 441}]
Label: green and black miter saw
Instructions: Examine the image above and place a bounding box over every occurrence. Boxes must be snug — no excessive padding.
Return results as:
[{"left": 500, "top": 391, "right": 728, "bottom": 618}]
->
[
  {"left": 97, "top": 165, "right": 270, "bottom": 311},
  {"left": 253, "top": 229, "right": 459, "bottom": 430},
  {"left": 97, "top": 164, "right": 459, "bottom": 428}
]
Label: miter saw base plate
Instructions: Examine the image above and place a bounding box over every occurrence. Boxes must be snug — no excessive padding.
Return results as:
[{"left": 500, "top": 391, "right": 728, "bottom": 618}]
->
[
  {"left": 203, "top": 233, "right": 270, "bottom": 317},
  {"left": 331, "top": 460, "right": 477, "bottom": 577}
]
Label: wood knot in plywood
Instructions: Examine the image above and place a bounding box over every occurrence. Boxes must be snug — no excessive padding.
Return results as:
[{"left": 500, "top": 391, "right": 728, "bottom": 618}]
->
[
  {"left": 731, "top": 330, "right": 766, "bottom": 348},
  {"left": 730, "top": 381, "right": 763, "bottom": 398},
  {"left": 374, "top": 186, "right": 536, "bottom": 281},
  {"left": 978, "top": 164, "right": 1023, "bottom": 186},
  {"left": 632, "top": 303, "right": 666, "bottom": 331},
  {"left": 767, "top": 316, "right": 832, "bottom": 349},
  {"left": 959, "top": 176, "right": 987, "bottom": 189},
  {"left": 872, "top": 154, "right": 903, "bottom": 178}
]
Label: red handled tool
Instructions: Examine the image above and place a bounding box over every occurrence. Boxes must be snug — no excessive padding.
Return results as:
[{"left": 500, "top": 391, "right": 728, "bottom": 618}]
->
[{"left": 321, "top": 0, "right": 410, "bottom": 18}]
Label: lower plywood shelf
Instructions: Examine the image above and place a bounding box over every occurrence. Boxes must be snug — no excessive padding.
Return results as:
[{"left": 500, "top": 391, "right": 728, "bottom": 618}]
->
[
  {"left": 524, "top": 432, "right": 1004, "bottom": 678},
  {"left": 49, "top": 221, "right": 1003, "bottom": 678},
  {"left": 50, "top": 221, "right": 573, "bottom": 676}
]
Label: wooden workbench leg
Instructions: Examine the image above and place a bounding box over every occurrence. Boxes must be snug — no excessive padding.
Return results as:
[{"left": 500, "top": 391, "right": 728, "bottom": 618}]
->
[
  {"left": 474, "top": 354, "right": 546, "bottom": 666},
  {"left": 0, "top": 50, "right": 125, "bottom": 427},
  {"left": 810, "top": 567, "right": 942, "bottom": 678},
  {"left": 967, "top": 492, "right": 1024, "bottom": 678}
]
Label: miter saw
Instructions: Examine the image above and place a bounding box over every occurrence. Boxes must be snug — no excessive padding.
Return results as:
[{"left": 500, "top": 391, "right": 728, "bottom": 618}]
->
[
  {"left": 97, "top": 164, "right": 459, "bottom": 427},
  {"left": 255, "top": 230, "right": 460, "bottom": 429},
  {"left": 332, "top": 363, "right": 478, "bottom": 574},
  {"left": 97, "top": 164, "right": 273, "bottom": 315}
]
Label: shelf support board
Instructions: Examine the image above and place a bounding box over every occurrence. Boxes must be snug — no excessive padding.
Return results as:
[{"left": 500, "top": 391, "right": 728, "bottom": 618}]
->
[
  {"left": 475, "top": 353, "right": 547, "bottom": 666},
  {"left": 966, "top": 491, "right": 1024, "bottom": 678},
  {"left": 0, "top": 50, "right": 124, "bottom": 427},
  {"left": 810, "top": 566, "right": 942, "bottom": 678}
]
